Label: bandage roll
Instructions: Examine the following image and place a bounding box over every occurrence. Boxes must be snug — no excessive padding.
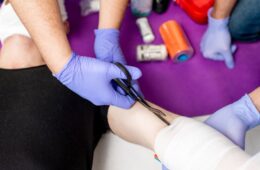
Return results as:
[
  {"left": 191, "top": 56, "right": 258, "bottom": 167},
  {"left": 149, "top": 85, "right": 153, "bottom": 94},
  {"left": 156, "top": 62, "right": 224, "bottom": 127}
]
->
[
  {"left": 137, "top": 45, "right": 168, "bottom": 62},
  {"left": 136, "top": 17, "right": 155, "bottom": 43},
  {"left": 159, "top": 20, "right": 193, "bottom": 62}
]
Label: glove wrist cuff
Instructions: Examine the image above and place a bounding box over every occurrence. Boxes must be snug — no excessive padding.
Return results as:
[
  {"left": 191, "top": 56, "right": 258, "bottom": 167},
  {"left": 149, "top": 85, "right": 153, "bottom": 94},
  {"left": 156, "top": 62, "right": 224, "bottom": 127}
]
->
[
  {"left": 208, "top": 8, "right": 229, "bottom": 29},
  {"left": 54, "top": 52, "right": 76, "bottom": 79},
  {"left": 94, "top": 28, "right": 120, "bottom": 37}
]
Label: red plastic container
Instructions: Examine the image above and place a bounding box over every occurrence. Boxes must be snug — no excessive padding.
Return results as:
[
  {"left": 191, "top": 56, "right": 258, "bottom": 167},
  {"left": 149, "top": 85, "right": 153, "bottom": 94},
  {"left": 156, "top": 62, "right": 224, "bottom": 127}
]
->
[{"left": 174, "top": 0, "right": 214, "bottom": 24}]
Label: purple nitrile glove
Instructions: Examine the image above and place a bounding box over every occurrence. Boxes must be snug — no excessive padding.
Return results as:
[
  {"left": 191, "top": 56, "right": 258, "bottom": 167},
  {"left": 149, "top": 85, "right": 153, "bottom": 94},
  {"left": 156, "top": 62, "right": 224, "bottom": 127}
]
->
[
  {"left": 162, "top": 164, "right": 168, "bottom": 170},
  {"left": 205, "top": 95, "right": 260, "bottom": 149},
  {"left": 200, "top": 8, "right": 237, "bottom": 69},
  {"left": 94, "top": 28, "right": 142, "bottom": 95},
  {"left": 94, "top": 29, "right": 126, "bottom": 64},
  {"left": 54, "top": 53, "right": 142, "bottom": 109}
]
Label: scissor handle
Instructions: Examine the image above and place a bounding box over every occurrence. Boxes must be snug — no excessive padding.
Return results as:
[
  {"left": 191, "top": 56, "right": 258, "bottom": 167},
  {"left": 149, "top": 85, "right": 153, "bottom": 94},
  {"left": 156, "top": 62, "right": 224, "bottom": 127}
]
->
[{"left": 114, "top": 62, "right": 132, "bottom": 85}]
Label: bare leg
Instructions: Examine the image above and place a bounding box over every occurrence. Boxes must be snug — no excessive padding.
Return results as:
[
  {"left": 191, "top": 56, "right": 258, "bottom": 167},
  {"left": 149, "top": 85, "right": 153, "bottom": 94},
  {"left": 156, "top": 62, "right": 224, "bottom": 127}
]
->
[
  {"left": 0, "top": 23, "right": 69, "bottom": 69},
  {"left": 0, "top": 35, "right": 44, "bottom": 69}
]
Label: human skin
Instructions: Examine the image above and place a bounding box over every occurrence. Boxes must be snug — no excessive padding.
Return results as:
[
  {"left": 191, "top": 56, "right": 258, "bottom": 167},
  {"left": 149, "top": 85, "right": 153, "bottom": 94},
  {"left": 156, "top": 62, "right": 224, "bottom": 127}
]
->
[
  {"left": 8, "top": 0, "right": 129, "bottom": 73},
  {"left": 9, "top": 0, "right": 71, "bottom": 73},
  {"left": 0, "top": 22, "right": 69, "bottom": 69},
  {"left": 212, "top": 0, "right": 237, "bottom": 19},
  {"left": 107, "top": 87, "right": 260, "bottom": 151},
  {"left": 249, "top": 87, "right": 260, "bottom": 112},
  {"left": 99, "top": 0, "right": 129, "bottom": 29}
]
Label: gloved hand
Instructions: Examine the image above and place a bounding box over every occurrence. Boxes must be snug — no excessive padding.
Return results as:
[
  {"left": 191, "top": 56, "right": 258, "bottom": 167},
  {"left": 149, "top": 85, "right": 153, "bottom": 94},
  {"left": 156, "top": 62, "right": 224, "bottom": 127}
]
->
[
  {"left": 94, "top": 28, "right": 142, "bottom": 95},
  {"left": 205, "top": 95, "right": 260, "bottom": 149},
  {"left": 200, "top": 8, "right": 237, "bottom": 69},
  {"left": 54, "top": 53, "right": 142, "bottom": 109},
  {"left": 94, "top": 29, "right": 126, "bottom": 64}
]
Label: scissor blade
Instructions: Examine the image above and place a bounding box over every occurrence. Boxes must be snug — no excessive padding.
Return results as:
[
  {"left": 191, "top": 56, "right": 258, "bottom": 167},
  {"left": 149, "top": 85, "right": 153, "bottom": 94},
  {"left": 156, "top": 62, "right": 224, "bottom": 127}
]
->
[{"left": 138, "top": 101, "right": 170, "bottom": 125}]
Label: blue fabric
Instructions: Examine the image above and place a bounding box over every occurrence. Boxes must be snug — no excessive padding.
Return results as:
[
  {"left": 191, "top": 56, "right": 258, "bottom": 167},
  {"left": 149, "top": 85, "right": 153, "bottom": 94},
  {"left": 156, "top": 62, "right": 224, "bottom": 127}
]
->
[{"left": 229, "top": 0, "right": 260, "bottom": 41}]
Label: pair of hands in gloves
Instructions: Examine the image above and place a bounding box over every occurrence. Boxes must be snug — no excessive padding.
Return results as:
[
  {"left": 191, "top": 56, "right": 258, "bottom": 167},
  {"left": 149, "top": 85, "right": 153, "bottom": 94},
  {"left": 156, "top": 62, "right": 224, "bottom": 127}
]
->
[{"left": 55, "top": 29, "right": 140, "bottom": 109}]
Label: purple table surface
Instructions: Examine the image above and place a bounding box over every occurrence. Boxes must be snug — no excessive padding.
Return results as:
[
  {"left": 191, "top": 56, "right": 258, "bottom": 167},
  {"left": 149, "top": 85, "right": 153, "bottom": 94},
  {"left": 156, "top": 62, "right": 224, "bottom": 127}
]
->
[{"left": 67, "top": 0, "right": 260, "bottom": 117}]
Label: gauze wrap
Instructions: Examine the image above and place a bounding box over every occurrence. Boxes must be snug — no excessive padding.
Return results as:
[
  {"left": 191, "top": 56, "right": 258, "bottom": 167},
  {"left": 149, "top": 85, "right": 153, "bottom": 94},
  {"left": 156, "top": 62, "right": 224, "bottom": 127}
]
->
[{"left": 154, "top": 117, "right": 260, "bottom": 170}]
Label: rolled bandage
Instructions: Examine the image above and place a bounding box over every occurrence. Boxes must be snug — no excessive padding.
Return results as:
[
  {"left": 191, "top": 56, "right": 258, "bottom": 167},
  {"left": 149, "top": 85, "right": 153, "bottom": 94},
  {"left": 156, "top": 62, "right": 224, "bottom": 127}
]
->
[
  {"left": 154, "top": 117, "right": 260, "bottom": 170},
  {"left": 136, "top": 17, "right": 155, "bottom": 43},
  {"left": 137, "top": 45, "right": 168, "bottom": 62},
  {"left": 159, "top": 20, "right": 193, "bottom": 62}
]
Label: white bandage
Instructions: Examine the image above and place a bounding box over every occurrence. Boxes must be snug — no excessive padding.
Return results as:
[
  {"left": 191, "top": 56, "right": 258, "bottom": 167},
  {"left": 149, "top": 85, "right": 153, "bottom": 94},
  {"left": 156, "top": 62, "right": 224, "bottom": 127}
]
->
[
  {"left": 239, "top": 153, "right": 260, "bottom": 170},
  {"left": 154, "top": 117, "right": 260, "bottom": 170},
  {"left": 0, "top": 0, "right": 68, "bottom": 42}
]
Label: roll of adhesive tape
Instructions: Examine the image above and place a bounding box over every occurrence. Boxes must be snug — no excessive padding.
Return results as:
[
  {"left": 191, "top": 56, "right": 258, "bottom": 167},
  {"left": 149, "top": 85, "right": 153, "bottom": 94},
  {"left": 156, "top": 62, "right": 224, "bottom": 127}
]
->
[
  {"left": 159, "top": 20, "right": 193, "bottom": 62},
  {"left": 136, "top": 17, "right": 155, "bottom": 43},
  {"left": 137, "top": 44, "right": 168, "bottom": 62}
]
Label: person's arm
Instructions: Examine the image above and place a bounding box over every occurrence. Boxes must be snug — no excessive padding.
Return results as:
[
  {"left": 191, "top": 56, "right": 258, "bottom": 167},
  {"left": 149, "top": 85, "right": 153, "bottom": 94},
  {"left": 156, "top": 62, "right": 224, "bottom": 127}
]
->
[
  {"left": 107, "top": 98, "right": 260, "bottom": 170},
  {"left": 212, "top": 0, "right": 237, "bottom": 19},
  {"left": 9, "top": 0, "right": 71, "bottom": 74},
  {"left": 108, "top": 87, "right": 260, "bottom": 150},
  {"left": 98, "top": 0, "right": 128, "bottom": 29},
  {"left": 8, "top": 0, "right": 143, "bottom": 108},
  {"left": 249, "top": 87, "right": 260, "bottom": 112},
  {"left": 108, "top": 101, "right": 177, "bottom": 149},
  {"left": 94, "top": 0, "right": 129, "bottom": 64}
]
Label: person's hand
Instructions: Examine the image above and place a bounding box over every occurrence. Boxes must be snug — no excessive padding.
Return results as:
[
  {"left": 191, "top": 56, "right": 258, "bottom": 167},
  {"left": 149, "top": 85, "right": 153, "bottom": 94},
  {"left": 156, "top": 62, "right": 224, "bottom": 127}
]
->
[
  {"left": 205, "top": 95, "right": 260, "bottom": 149},
  {"left": 200, "top": 8, "right": 237, "bottom": 69},
  {"left": 94, "top": 29, "right": 126, "bottom": 64},
  {"left": 54, "top": 53, "right": 142, "bottom": 109},
  {"left": 94, "top": 28, "right": 142, "bottom": 95}
]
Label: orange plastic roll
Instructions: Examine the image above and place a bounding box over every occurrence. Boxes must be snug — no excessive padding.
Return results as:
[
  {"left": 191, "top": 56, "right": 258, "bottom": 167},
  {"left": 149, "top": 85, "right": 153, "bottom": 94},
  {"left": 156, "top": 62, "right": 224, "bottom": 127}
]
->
[{"left": 159, "top": 20, "right": 194, "bottom": 62}]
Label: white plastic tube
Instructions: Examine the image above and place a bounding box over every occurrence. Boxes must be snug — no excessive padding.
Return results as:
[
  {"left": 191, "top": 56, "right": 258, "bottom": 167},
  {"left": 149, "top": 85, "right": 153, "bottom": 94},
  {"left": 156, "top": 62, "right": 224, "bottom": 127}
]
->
[
  {"left": 136, "top": 17, "right": 155, "bottom": 43},
  {"left": 137, "top": 45, "right": 167, "bottom": 62}
]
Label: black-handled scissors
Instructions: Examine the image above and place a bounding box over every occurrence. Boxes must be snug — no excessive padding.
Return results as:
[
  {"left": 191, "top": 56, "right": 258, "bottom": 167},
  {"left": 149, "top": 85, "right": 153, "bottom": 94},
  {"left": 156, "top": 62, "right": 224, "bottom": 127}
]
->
[{"left": 113, "top": 62, "right": 170, "bottom": 125}]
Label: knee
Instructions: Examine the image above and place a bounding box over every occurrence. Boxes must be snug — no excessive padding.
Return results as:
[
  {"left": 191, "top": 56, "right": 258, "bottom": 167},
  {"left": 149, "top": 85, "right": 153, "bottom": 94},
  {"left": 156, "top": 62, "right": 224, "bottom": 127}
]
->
[
  {"left": 0, "top": 35, "right": 43, "bottom": 68},
  {"left": 2, "top": 35, "right": 38, "bottom": 57},
  {"left": 4, "top": 34, "right": 34, "bottom": 48}
]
